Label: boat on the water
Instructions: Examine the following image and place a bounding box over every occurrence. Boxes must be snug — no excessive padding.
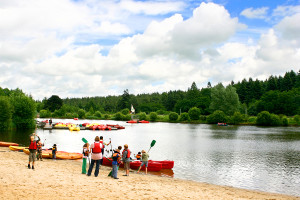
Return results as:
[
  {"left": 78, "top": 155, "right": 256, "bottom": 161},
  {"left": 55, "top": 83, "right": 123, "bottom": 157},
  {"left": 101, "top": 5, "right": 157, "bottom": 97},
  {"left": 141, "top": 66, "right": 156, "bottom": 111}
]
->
[
  {"left": 126, "top": 120, "right": 137, "bottom": 123},
  {"left": 138, "top": 120, "right": 149, "bottom": 123},
  {"left": 106, "top": 124, "right": 125, "bottom": 129},
  {"left": 217, "top": 123, "right": 228, "bottom": 126},
  {"left": 0, "top": 141, "right": 19, "bottom": 147}
]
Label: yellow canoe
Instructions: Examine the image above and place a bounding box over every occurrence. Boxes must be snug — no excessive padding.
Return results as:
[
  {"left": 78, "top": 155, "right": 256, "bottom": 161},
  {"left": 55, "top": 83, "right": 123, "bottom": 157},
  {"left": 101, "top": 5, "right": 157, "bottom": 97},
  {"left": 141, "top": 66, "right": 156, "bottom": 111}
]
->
[{"left": 9, "top": 146, "right": 28, "bottom": 151}]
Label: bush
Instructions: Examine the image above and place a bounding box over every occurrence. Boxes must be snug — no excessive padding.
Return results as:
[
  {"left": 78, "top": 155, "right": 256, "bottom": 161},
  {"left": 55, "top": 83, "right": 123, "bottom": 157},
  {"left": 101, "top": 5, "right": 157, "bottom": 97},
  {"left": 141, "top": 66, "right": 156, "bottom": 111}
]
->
[
  {"left": 95, "top": 111, "right": 102, "bottom": 118},
  {"left": 199, "top": 115, "right": 206, "bottom": 121},
  {"left": 149, "top": 112, "right": 158, "bottom": 121},
  {"left": 156, "top": 110, "right": 165, "bottom": 115},
  {"left": 121, "top": 108, "right": 130, "bottom": 115},
  {"left": 39, "top": 109, "right": 51, "bottom": 118},
  {"left": 104, "top": 114, "right": 110, "bottom": 119},
  {"left": 206, "top": 110, "right": 227, "bottom": 124},
  {"left": 231, "top": 112, "right": 243, "bottom": 125},
  {"left": 282, "top": 117, "right": 289, "bottom": 126},
  {"left": 169, "top": 112, "right": 178, "bottom": 121},
  {"left": 78, "top": 109, "right": 85, "bottom": 119},
  {"left": 256, "top": 111, "right": 281, "bottom": 126},
  {"left": 114, "top": 112, "right": 123, "bottom": 120},
  {"left": 294, "top": 115, "right": 300, "bottom": 125},
  {"left": 188, "top": 107, "right": 201, "bottom": 120},
  {"left": 0, "top": 96, "right": 12, "bottom": 130},
  {"left": 256, "top": 111, "right": 271, "bottom": 125},
  {"left": 248, "top": 116, "right": 257, "bottom": 123},
  {"left": 122, "top": 114, "right": 131, "bottom": 121},
  {"left": 65, "top": 112, "right": 74, "bottom": 119},
  {"left": 138, "top": 112, "right": 147, "bottom": 120},
  {"left": 179, "top": 112, "right": 190, "bottom": 121}
]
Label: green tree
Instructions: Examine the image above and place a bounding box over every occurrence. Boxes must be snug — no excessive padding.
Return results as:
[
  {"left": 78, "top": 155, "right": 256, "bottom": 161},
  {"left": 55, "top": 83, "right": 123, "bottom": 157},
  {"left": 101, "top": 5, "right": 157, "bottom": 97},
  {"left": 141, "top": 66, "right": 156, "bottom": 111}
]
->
[
  {"left": 78, "top": 109, "right": 85, "bottom": 119},
  {"left": 206, "top": 110, "right": 227, "bottom": 124},
  {"left": 11, "top": 95, "right": 36, "bottom": 129},
  {"left": 231, "top": 112, "right": 243, "bottom": 125},
  {"left": 95, "top": 111, "right": 102, "bottom": 118},
  {"left": 149, "top": 112, "right": 158, "bottom": 121},
  {"left": 39, "top": 109, "right": 51, "bottom": 118},
  {"left": 138, "top": 112, "right": 147, "bottom": 120},
  {"left": 210, "top": 83, "right": 240, "bottom": 115},
  {"left": 45, "top": 95, "right": 63, "bottom": 112},
  {"left": 169, "top": 112, "right": 178, "bottom": 121},
  {"left": 121, "top": 108, "right": 130, "bottom": 115},
  {"left": 179, "top": 112, "right": 190, "bottom": 121},
  {"left": 114, "top": 112, "right": 123, "bottom": 120},
  {"left": 117, "top": 89, "right": 130, "bottom": 110},
  {"left": 0, "top": 96, "right": 12, "bottom": 129},
  {"left": 188, "top": 107, "right": 201, "bottom": 120}
]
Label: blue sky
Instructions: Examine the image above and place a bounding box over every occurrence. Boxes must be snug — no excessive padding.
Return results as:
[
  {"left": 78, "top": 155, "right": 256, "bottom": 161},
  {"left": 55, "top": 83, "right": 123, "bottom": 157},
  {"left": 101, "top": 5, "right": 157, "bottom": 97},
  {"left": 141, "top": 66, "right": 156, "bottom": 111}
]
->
[{"left": 0, "top": 0, "right": 299, "bottom": 99}]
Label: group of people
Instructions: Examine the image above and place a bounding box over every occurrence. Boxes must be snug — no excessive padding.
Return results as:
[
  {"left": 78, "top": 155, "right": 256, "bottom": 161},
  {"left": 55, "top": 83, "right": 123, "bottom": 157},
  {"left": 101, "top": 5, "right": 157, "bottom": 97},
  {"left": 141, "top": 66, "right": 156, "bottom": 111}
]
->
[
  {"left": 27, "top": 133, "right": 57, "bottom": 169},
  {"left": 83, "top": 136, "right": 149, "bottom": 179}
]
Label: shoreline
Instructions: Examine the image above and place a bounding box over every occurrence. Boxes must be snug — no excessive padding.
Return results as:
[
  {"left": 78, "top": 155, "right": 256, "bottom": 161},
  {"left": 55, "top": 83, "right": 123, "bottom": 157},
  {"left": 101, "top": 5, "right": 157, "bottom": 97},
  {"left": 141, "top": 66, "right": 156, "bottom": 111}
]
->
[{"left": 0, "top": 147, "right": 299, "bottom": 200}]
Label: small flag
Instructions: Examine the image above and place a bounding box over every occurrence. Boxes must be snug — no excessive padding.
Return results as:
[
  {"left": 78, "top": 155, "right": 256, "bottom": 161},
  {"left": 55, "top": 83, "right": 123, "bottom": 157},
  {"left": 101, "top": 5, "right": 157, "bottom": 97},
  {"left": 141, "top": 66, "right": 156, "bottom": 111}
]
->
[{"left": 131, "top": 104, "right": 135, "bottom": 114}]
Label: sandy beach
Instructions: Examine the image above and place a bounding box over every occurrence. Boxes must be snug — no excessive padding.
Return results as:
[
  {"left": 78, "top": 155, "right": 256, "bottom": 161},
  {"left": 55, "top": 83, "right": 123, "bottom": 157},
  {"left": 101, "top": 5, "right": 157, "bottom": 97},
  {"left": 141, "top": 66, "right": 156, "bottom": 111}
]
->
[{"left": 0, "top": 147, "right": 299, "bottom": 200}]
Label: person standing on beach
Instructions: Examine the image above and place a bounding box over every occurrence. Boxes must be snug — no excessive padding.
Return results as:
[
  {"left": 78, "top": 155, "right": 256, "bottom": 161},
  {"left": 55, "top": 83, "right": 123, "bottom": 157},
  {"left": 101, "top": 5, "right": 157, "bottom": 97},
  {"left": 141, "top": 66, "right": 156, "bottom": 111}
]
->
[
  {"left": 28, "top": 133, "right": 40, "bottom": 169},
  {"left": 82, "top": 143, "right": 89, "bottom": 174},
  {"left": 122, "top": 144, "right": 131, "bottom": 176},
  {"left": 36, "top": 141, "right": 44, "bottom": 161},
  {"left": 87, "top": 136, "right": 103, "bottom": 177},
  {"left": 111, "top": 149, "right": 121, "bottom": 179},
  {"left": 99, "top": 136, "right": 111, "bottom": 165},
  {"left": 137, "top": 150, "right": 149, "bottom": 174},
  {"left": 52, "top": 144, "right": 57, "bottom": 159}
]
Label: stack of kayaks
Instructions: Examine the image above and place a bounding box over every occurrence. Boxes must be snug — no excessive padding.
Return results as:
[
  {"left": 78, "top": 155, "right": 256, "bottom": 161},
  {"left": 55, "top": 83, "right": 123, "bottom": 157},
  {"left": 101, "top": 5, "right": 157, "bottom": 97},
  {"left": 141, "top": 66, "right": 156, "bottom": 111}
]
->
[
  {"left": 102, "top": 157, "right": 174, "bottom": 172},
  {"left": 126, "top": 120, "right": 149, "bottom": 123},
  {"left": 106, "top": 124, "right": 125, "bottom": 129},
  {"left": 69, "top": 126, "right": 80, "bottom": 131}
]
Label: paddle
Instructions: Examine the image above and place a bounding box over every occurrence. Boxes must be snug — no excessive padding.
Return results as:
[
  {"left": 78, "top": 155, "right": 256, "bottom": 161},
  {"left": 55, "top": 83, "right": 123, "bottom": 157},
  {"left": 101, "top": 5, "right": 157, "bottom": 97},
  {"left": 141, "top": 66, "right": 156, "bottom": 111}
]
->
[{"left": 148, "top": 140, "right": 156, "bottom": 153}]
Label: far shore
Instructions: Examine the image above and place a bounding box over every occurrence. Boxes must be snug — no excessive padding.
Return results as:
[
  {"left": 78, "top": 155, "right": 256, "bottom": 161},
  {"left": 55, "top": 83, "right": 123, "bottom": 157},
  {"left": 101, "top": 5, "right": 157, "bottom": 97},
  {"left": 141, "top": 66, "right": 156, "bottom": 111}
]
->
[{"left": 0, "top": 147, "right": 299, "bottom": 200}]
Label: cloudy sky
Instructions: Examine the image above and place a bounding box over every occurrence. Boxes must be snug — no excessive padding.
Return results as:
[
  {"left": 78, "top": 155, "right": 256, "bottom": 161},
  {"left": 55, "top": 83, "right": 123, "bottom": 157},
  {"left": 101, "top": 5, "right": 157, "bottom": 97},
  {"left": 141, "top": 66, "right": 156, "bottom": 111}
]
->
[{"left": 0, "top": 0, "right": 299, "bottom": 99}]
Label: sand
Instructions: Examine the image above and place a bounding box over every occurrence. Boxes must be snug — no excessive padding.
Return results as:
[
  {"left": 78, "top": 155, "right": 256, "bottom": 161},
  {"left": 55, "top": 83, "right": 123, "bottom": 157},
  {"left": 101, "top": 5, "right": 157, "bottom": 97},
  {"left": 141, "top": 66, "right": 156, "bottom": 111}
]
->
[{"left": 0, "top": 147, "right": 299, "bottom": 200}]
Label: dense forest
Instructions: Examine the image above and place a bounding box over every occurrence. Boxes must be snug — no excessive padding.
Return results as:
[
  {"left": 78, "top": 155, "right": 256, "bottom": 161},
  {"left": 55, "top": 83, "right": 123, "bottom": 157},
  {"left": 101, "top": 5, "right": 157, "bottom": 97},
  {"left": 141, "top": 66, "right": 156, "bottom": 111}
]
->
[
  {"left": 0, "top": 70, "right": 299, "bottom": 129},
  {"left": 37, "top": 70, "right": 299, "bottom": 116}
]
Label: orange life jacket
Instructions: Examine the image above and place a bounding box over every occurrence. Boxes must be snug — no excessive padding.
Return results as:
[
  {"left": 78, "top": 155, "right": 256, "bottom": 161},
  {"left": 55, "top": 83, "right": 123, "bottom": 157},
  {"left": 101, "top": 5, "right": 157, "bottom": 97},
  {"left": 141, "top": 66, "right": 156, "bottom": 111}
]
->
[
  {"left": 122, "top": 149, "right": 131, "bottom": 158},
  {"left": 136, "top": 154, "right": 141, "bottom": 159}
]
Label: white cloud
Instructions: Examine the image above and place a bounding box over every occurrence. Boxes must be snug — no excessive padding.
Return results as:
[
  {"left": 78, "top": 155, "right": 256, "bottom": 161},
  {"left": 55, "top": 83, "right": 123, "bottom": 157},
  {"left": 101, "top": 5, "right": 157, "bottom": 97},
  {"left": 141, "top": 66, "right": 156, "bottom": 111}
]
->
[
  {"left": 240, "top": 7, "right": 269, "bottom": 19},
  {"left": 0, "top": 1, "right": 300, "bottom": 99}
]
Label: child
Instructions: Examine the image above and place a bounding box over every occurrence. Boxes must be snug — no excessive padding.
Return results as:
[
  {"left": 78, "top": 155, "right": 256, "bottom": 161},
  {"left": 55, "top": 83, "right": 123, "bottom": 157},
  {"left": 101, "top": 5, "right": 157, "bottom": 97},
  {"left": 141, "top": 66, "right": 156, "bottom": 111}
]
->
[
  {"left": 28, "top": 133, "right": 40, "bottom": 169},
  {"left": 135, "top": 152, "right": 142, "bottom": 160},
  {"left": 137, "top": 150, "right": 149, "bottom": 174},
  {"left": 52, "top": 144, "right": 57, "bottom": 159},
  {"left": 82, "top": 143, "right": 89, "bottom": 174},
  {"left": 36, "top": 141, "right": 44, "bottom": 161},
  {"left": 111, "top": 149, "right": 121, "bottom": 179}
]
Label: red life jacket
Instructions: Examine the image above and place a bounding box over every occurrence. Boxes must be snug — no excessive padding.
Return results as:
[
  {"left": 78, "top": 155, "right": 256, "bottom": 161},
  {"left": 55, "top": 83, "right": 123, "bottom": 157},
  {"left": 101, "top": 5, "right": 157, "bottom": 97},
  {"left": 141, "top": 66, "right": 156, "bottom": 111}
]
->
[
  {"left": 99, "top": 140, "right": 105, "bottom": 148},
  {"left": 122, "top": 149, "right": 131, "bottom": 158},
  {"left": 29, "top": 141, "right": 37, "bottom": 150},
  {"left": 92, "top": 142, "right": 102, "bottom": 153}
]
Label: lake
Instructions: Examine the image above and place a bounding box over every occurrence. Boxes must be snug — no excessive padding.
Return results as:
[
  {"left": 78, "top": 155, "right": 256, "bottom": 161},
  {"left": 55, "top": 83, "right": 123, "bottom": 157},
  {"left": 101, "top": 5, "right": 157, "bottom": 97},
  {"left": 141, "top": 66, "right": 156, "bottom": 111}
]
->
[{"left": 1, "top": 119, "right": 299, "bottom": 197}]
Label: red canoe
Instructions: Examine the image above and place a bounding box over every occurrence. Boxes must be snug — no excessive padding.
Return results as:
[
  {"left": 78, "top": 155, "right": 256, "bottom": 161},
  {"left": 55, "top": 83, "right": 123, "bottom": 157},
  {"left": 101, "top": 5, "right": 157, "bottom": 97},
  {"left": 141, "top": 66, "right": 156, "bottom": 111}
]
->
[
  {"left": 126, "top": 120, "right": 137, "bottom": 123},
  {"left": 106, "top": 124, "right": 125, "bottom": 129},
  {"left": 149, "top": 160, "right": 174, "bottom": 169},
  {"left": 0, "top": 141, "right": 19, "bottom": 147},
  {"left": 138, "top": 120, "right": 149, "bottom": 123},
  {"left": 102, "top": 157, "right": 162, "bottom": 172}
]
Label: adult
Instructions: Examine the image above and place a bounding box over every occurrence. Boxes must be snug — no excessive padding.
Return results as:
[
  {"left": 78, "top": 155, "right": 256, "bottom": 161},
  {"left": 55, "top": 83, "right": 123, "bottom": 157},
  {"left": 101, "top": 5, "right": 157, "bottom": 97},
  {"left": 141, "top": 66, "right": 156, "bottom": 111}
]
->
[
  {"left": 122, "top": 144, "right": 131, "bottom": 176},
  {"left": 99, "top": 136, "right": 111, "bottom": 165},
  {"left": 28, "top": 133, "right": 40, "bottom": 169},
  {"left": 137, "top": 150, "right": 149, "bottom": 174},
  {"left": 87, "top": 136, "right": 103, "bottom": 177}
]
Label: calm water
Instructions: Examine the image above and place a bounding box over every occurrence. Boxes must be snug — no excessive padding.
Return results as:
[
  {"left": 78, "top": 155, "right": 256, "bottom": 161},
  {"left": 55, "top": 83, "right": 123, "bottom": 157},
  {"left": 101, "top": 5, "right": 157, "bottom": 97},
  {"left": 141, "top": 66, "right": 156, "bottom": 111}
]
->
[{"left": 1, "top": 119, "right": 300, "bottom": 197}]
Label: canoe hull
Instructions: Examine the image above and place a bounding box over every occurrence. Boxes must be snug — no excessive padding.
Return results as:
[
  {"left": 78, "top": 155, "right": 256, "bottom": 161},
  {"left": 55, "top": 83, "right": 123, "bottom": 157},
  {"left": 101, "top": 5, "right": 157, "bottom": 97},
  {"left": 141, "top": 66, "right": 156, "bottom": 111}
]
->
[{"left": 0, "top": 141, "right": 19, "bottom": 147}]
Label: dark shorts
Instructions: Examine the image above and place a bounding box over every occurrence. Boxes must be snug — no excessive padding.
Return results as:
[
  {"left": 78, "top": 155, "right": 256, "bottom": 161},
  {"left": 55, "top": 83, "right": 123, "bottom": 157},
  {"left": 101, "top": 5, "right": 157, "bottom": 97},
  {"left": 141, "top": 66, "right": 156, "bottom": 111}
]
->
[
  {"left": 124, "top": 161, "right": 130, "bottom": 170},
  {"left": 140, "top": 161, "right": 148, "bottom": 167},
  {"left": 29, "top": 150, "right": 36, "bottom": 162}
]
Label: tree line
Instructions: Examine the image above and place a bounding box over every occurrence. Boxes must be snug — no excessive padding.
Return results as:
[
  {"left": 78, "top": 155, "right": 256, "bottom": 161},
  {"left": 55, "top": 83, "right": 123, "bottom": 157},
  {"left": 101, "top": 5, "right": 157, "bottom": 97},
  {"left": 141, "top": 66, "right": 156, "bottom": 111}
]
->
[{"left": 0, "top": 70, "right": 299, "bottom": 129}]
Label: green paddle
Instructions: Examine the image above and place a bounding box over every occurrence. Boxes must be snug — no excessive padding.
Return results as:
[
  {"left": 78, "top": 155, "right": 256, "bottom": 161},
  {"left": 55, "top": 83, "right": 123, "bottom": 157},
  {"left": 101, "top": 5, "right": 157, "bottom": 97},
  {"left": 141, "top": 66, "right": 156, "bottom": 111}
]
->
[
  {"left": 148, "top": 140, "right": 156, "bottom": 153},
  {"left": 82, "top": 138, "right": 88, "bottom": 144}
]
